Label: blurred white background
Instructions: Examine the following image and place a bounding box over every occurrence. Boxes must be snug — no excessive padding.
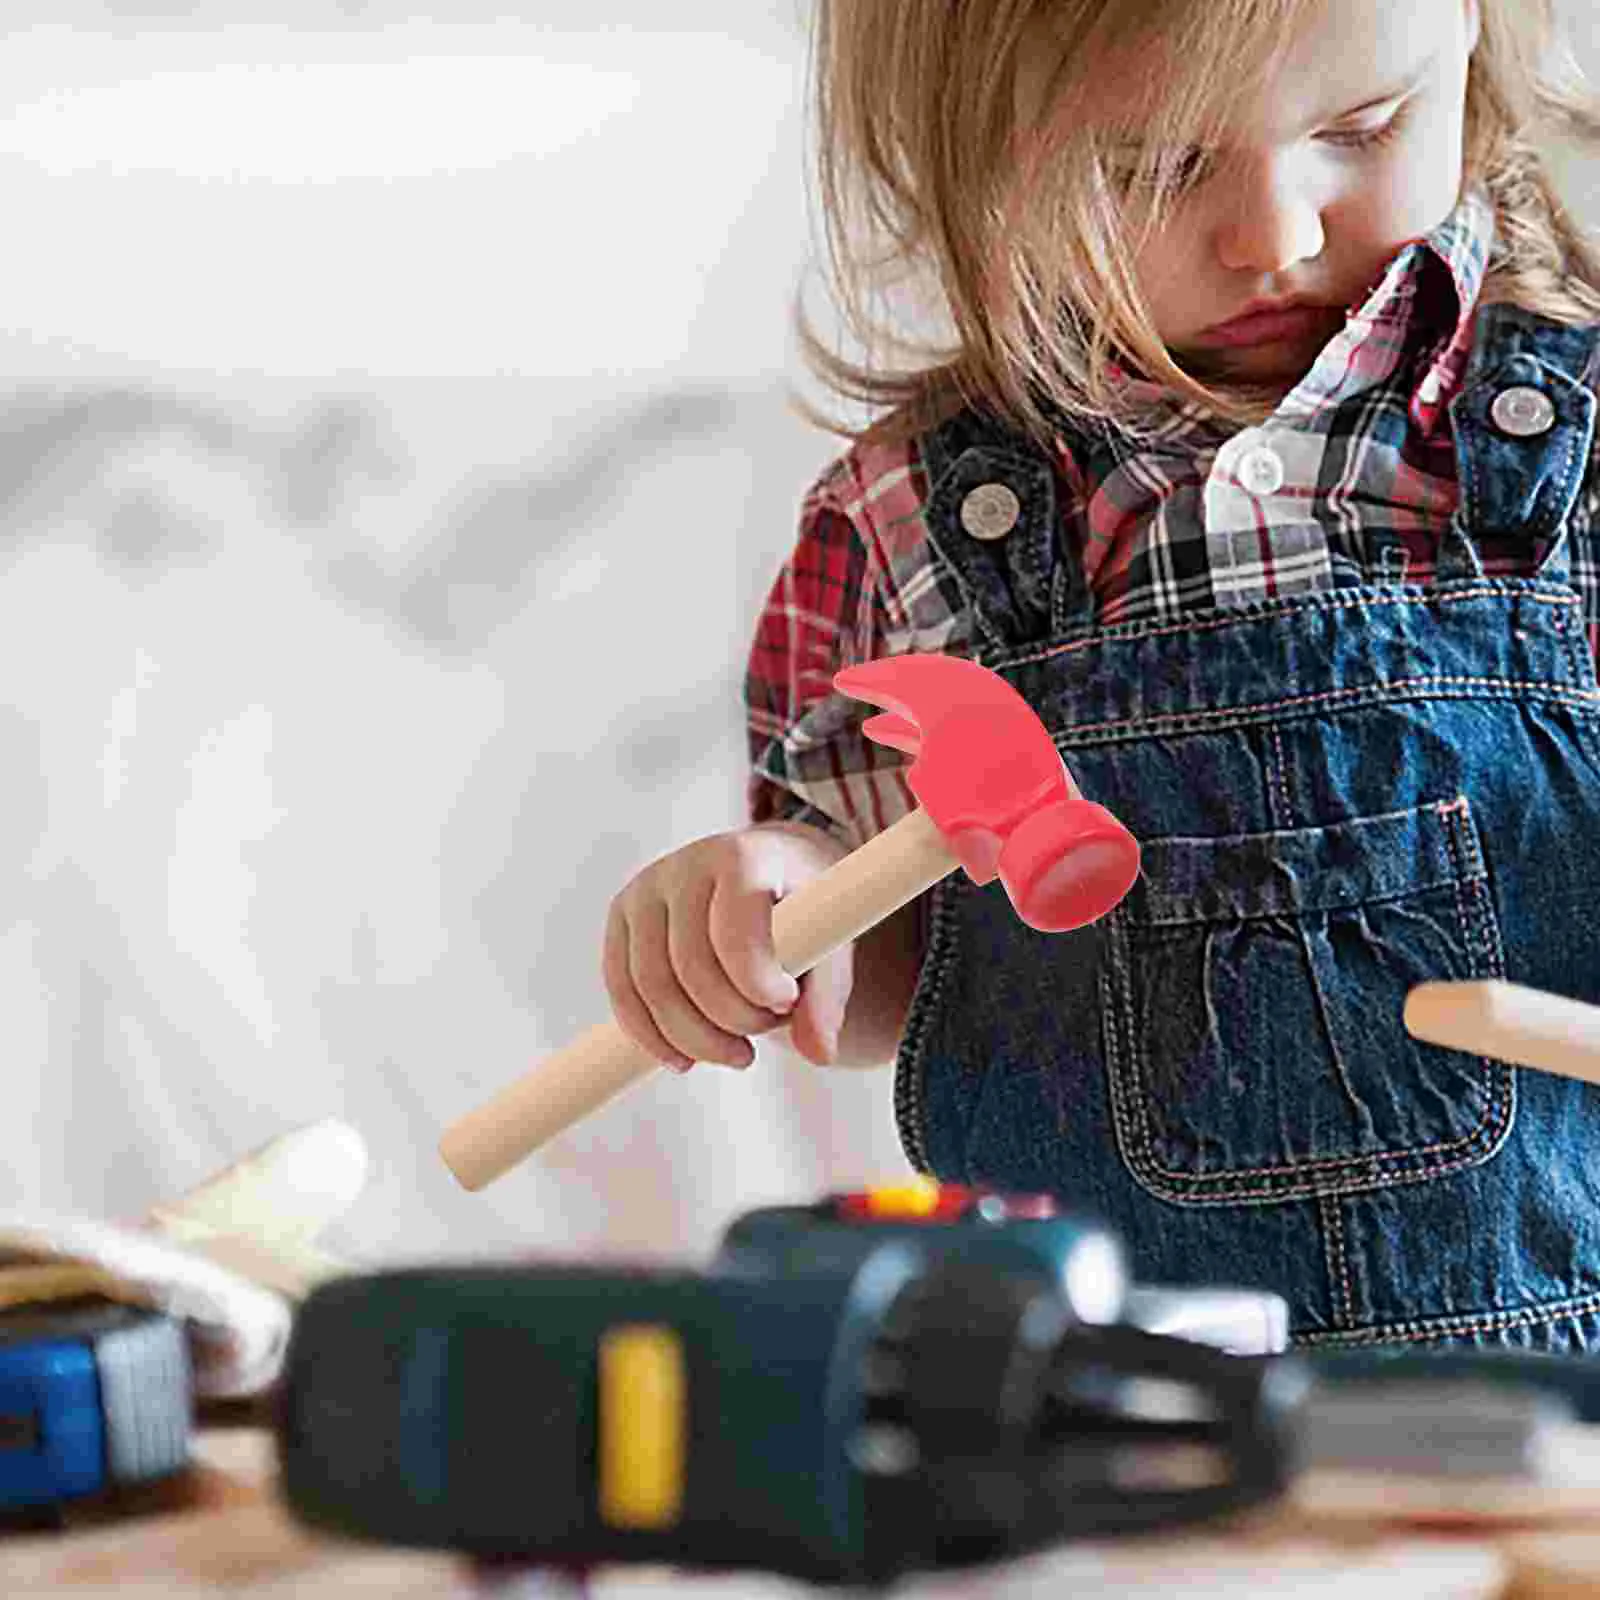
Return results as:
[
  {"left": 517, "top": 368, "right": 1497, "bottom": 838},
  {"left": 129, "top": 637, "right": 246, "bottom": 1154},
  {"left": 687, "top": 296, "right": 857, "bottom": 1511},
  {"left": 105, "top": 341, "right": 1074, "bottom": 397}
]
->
[
  {"left": 0, "top": 0, "right": 917, "bottom": 1270},
  {"left": 0, "top": 2, "right": 1594, "bottom": 1272}
]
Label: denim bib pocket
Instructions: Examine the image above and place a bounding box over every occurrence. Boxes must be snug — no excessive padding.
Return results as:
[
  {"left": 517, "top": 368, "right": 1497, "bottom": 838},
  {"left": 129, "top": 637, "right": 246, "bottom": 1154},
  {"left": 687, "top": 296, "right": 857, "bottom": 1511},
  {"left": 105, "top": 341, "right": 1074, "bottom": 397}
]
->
[{"left": 1100, "top": 795, "right": 1513, "bottom": 1206}]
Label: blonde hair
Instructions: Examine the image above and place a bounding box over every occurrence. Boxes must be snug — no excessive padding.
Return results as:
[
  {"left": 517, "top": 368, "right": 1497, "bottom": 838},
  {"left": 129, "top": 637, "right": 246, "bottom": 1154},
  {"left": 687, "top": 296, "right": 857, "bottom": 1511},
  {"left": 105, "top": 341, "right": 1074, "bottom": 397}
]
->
[{"left": 793, "top": 0, "right": 1600, "bottom": 451}]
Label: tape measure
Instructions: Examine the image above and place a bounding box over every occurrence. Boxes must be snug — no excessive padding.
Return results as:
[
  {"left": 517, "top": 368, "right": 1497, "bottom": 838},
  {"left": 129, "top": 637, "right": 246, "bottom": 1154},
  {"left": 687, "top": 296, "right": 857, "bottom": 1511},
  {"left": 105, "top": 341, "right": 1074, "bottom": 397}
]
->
[{"left": 0, "top": 1299, "right": 192, "bottom": 1511}]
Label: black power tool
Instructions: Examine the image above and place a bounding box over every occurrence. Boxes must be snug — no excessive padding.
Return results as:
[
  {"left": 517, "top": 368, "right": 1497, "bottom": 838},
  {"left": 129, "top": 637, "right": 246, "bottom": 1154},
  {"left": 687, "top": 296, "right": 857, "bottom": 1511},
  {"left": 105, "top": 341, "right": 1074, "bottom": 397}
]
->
[{"left": 277, "top": 1184, "right": 1292, "bottom": 1585}]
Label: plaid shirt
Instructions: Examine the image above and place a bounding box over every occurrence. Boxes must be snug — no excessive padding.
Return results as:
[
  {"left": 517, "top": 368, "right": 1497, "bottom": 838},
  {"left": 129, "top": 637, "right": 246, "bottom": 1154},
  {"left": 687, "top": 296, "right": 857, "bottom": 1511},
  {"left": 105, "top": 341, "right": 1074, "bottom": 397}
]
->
[{"left": 745, "top": 182, "right": 1600, "bottom": 849}]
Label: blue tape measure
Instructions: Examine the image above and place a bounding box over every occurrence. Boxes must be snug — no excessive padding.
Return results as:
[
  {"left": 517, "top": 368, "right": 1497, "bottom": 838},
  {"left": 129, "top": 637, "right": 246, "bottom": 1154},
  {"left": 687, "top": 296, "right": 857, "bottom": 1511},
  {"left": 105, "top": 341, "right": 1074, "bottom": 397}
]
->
[{"left": 0, "top": 1299, "right": 192, "bottom": 1510}]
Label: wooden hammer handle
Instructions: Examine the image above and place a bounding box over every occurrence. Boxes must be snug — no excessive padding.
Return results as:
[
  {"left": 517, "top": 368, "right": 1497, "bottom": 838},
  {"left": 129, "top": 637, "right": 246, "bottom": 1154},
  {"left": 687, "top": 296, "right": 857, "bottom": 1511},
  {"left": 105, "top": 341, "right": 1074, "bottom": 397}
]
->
[
  {"left": 439, "top": 806, "right": 959, "bottom": 1190},
  {"left": 1404, "top": 980, "right": 1600, "bottom": 1088}
]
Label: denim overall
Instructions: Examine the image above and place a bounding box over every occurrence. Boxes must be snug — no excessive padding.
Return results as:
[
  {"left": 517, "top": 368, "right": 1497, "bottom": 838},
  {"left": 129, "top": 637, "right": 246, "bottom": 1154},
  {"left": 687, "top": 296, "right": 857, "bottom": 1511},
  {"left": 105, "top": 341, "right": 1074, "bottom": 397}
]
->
[{"left": 899, "top": 302, "right": 1600, "bottom": 1350}]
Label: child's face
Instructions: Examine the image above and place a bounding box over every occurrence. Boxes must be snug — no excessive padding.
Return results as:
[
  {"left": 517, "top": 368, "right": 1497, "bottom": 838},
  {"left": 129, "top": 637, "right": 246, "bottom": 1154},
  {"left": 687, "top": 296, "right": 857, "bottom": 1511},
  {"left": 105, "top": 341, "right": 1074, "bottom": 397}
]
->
[{"left": 1104, "top": 0, "right": 1482, "bottom": 393}]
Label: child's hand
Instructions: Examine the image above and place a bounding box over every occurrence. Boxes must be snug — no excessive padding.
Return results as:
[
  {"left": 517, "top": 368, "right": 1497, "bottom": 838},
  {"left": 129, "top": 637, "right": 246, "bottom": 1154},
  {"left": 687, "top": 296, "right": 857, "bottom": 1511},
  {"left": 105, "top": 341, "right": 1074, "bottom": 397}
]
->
[{"left": 602, "top": 822, "right": 852, "bottom": 1073}]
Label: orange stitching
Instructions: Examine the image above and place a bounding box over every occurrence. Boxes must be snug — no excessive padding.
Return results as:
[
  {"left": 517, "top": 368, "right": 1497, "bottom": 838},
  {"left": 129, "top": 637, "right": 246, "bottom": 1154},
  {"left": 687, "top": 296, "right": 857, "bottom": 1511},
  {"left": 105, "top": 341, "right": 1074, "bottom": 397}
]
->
[
  {"left": 1048, "top": 676, "right": 1600, "bottom": 745},
  {"left": 1005, "top": 582, "right": 1583, "bottom": 669},
  {"left": 1295, "top": 1290, "right": 1600, "bottom": 1349}
]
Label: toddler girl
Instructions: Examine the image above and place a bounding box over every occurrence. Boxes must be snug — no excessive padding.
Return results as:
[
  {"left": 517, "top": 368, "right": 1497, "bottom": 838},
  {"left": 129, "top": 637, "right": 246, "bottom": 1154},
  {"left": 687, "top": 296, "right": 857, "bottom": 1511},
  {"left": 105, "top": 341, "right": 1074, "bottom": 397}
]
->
[{"left": 607, "top": 0, "right": 1600, "bottom": 1352}]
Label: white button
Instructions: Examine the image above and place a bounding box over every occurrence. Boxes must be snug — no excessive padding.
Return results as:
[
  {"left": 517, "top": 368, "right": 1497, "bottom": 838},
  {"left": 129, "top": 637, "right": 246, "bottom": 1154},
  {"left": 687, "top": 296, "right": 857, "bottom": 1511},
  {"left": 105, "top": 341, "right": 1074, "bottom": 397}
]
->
[
  {"left": 959, "top": 482, "right": 1021, "bottom": 541},
  {"left": 1490, "top": 384, "right": 1555, "bottom": 437},
  {"left": 1238, "top": 445, "right": 1285, "bottom": 496}
]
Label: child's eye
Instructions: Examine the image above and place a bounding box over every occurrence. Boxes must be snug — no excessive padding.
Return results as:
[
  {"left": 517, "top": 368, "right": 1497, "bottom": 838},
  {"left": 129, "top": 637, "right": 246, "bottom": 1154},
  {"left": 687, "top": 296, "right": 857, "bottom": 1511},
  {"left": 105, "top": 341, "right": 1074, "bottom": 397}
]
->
[
  {"left": 1321, "top": 101, "right": 1411, "bottom": 152},
  {"left": 1161, "top": 151, "right": 1212, "bottom": 190},
  {"left": 1109, "top": 148, "right": 1212, "bottom": 195}
]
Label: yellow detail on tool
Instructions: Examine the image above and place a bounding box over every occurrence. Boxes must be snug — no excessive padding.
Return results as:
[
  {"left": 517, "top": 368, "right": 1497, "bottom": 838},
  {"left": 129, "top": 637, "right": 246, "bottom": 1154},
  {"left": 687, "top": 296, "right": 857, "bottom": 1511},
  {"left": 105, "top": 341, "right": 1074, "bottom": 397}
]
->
[
  {"left": 598, "top": 1324, "right": 687, "bottom": 1529},
  {"left": 863, "top": 1179, "right": 943, "bottom": 1218}
]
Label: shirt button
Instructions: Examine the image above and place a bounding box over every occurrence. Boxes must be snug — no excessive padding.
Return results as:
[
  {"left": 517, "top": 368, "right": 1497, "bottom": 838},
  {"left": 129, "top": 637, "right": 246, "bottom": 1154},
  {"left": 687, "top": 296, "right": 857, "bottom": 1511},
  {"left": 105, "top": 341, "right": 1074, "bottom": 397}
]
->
[
  {"left": 959, "top": 482, "right": 1021, "bottom": 541},
  {"left": 1238, "top": 444, "right": 1285, "bottom": 496},
  {"left": 1490, "top": 384, "right": 1556, "bottom": 437}
]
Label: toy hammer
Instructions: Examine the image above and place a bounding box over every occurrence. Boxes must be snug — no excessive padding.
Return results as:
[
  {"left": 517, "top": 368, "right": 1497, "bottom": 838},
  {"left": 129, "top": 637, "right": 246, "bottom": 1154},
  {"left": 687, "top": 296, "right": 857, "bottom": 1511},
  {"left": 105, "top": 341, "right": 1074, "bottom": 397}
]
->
[{"left": 439, "top": 654, "right": 1141, "bottom": 1190}]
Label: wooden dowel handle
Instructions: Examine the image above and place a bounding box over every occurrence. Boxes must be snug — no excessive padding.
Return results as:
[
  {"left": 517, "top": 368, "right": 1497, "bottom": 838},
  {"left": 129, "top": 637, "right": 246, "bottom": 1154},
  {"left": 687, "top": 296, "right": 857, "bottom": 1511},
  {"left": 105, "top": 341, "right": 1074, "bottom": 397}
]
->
[
  {"left": 438, "top": 1022, "right": 659, "bottom": 1192},
  {"left": 768, "top": 805, "right": 956, "bottom": 974},
  {"left": 1404, "top": 980, "right": 1600, "bottom": 1088},
  {"left": 439, "top": 807, "right": 959, "bottom": 1191}
]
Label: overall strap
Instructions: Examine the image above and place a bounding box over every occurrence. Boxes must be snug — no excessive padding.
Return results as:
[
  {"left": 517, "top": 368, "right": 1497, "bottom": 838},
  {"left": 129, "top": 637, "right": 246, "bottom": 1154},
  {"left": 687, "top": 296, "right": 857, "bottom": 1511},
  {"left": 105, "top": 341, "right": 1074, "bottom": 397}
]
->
[
  {"left": 917, "top": 406, "right": 1091, "bottom": 651},
  {"left": 1441, "top": 301, "right": 1600, "bottom": 585}
]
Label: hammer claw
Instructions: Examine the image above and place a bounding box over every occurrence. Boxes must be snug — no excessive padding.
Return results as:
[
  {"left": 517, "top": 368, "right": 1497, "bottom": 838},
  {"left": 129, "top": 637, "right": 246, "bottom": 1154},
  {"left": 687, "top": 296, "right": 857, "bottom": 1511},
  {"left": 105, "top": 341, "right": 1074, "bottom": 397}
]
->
[
  {"left": 861, "top": 711, "right": 923, "bottom": 757},
  {"left": 836, "top": 652, "right": 1140, "bottom": 934}
]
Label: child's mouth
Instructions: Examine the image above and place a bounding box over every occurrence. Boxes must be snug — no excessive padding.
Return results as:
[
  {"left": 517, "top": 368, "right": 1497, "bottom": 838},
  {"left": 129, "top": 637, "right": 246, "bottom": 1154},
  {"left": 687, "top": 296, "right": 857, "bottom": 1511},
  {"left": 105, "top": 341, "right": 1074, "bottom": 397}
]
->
[{"left": 1192, "top": 306, "right": 1336, "bottom": 349}]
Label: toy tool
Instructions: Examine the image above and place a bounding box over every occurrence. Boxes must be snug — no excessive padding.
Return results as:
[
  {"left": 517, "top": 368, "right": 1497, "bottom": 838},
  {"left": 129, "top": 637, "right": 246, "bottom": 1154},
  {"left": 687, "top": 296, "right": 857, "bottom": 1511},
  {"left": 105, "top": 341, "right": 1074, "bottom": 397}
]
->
[
  {"left": 721, "top": 1182, "right": 1292, "bottom": 1348},
  {"left": 716, "top": 1181, "right": 1129, "bottom": 1328},
  {"left": 279, "top": 1227, "right": 1285, "bottom": 1582},
  {"left": 278, "top": 1180, "right": 1600, "bottom": 1582},
  {"left": 145, "top": 1118, "right": 365, "bottom": 1300},
  {"left": 439, "top": 654, "right": 1140, "bottom": 1190},
  {"left": 0, "top": 1301, "right": 191, "bottom": 1514},
  {"left": 1404, "top": 980, "right": 1600, "bottom": 1088}
]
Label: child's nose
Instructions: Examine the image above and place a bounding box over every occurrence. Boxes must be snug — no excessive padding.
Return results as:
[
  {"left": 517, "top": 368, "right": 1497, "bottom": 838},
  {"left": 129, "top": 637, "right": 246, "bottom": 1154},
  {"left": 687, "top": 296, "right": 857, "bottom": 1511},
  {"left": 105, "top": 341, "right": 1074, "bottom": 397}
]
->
[{"left": 1213, "top": 174, "right": 1326, "bottom": 274}]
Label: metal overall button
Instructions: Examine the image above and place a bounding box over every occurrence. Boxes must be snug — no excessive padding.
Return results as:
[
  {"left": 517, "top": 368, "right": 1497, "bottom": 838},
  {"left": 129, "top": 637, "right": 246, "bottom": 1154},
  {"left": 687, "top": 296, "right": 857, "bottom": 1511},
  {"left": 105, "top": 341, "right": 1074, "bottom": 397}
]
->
[
  {"left": 959, "top": 482, "right": 1022, "bottom": 541},
  {"left": 1489, "top": 385, "right": 1555, "bottom": 438}
]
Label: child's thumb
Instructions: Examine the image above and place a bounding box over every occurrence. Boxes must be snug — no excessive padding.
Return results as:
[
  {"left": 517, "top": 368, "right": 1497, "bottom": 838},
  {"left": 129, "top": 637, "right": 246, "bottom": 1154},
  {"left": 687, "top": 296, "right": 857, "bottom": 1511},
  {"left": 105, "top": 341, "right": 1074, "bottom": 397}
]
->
[{"left": 788, "top": 945, "right": 854, "bottom": 1065}]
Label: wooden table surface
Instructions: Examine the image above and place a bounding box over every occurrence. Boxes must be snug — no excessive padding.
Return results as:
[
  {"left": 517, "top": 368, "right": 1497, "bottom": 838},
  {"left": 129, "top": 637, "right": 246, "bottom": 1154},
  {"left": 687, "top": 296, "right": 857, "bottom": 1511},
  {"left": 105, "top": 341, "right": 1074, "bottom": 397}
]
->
[{"left": 5, "top": 1421, "right": 1600, "bottom": 1598}]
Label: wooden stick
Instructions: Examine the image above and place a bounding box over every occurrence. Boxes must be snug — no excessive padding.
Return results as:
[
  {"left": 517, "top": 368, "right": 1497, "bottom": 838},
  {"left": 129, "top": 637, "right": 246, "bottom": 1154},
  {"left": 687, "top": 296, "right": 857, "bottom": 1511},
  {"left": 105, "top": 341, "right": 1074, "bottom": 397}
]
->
[
  {"left": 439, "top": 805, "right": 959, "bottom": 1191},
  {"left": 166, "top": 1232, "right": 347, "bottom": 1302},
  {"left": 1403, "top": 980, "right": 1600, "bottom": 1087},
  {"left": 147, "top": 1120, "right": 368, "bottom": 1245},
  {"left": 146, "top": 1120, "right": 366, "bottom": 1299}
]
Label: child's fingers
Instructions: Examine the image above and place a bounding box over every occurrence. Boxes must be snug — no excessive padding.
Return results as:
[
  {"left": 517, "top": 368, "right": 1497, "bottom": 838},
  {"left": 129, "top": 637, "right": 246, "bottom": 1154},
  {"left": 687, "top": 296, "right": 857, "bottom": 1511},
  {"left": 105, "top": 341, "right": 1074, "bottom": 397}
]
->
[
  {"left": 628, "top": 896, "right": 760, "bottom": 1070},
  {"left": 786, "top": 945, "right": 853, "bottom": 1066},
  {"left": 665, "top": 876, "right": 791, "bottom": 1068},
  {"left": 602, "top": 895, "right": 692, "bottom": 1071},
  {"left": 706, "top": 870, "right": 801, "bottom": 1018}
]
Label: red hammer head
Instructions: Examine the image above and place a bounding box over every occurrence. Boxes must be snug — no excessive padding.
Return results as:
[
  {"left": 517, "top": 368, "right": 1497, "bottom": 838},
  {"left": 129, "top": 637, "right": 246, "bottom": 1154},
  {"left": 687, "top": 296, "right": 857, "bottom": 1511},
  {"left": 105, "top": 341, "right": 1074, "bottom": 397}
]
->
[{"left": 833, "top": 654, "right": 1139, "bottom": 932}]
